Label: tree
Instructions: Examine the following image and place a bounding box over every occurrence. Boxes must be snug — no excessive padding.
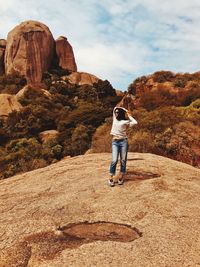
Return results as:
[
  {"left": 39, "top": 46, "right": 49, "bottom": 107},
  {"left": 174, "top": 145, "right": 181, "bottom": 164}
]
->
[{"left": 71, "top": 124, "right": 90, "bottom": 155}]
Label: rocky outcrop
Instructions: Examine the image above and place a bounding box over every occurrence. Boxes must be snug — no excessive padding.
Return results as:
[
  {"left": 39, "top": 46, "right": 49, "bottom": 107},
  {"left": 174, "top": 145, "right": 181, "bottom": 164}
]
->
[
  {"left": 0, "top": 39, "right": 6, "bottom": 75},
  {"left": 0, "top": 94, "right": 22, "bottom": 117},
  {"left": 5, "top": 20, "right": 54, "bottom": 84},
  {"left": 63, "top": 71, "right": 99, "bottom": 86},
  {"left": 55, "top": 36, "right": 77, "bottom": 72},
  {"left": 15, "top": 85, "right": 51, "bottom": 101},
  {"left": 0, "top": 153, "right": 200, "bottom": 266},
  {"left": 39, "top": 130, "right": 59, "bottom": 143},
  {"left": 124, "top": 71, "right": 200, "bottom": 109}
]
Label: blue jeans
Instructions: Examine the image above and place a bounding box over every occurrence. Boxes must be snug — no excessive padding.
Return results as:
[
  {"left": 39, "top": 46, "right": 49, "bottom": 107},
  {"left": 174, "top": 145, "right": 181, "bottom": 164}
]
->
[{"left": 109, "top": 139, "right": 128, "bottom": 176}]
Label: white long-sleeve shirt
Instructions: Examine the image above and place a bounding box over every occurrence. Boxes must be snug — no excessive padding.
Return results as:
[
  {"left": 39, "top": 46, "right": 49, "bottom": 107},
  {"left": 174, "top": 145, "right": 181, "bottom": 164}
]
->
[{"left": 110, "top": 107, "right": 138, "bottom": 139}]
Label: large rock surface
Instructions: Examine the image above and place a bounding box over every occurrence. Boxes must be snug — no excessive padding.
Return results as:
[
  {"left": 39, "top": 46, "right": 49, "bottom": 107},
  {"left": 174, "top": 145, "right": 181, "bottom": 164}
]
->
[
  {"left": 55, "top": 36, "right": 77, "bottom": 72},
  {"left": 0, "top": 153, "right": 200, "bottom": 266},
  {"left": 5, "top": 20, "right": 54, "bottom": 84},
  {"left": 0, "top": 93, "right": 22, "bottom": 117}
]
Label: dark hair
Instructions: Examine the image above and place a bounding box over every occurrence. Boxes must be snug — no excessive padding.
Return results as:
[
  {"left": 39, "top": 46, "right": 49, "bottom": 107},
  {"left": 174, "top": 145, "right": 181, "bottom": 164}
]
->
[{"left": 115, "top": 108, "right": 126, "bottom": 120}]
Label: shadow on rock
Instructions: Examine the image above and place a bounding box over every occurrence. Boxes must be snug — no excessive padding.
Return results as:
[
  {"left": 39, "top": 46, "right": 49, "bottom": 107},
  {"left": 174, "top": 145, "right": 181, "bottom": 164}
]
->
[
  {"left": 128, "top": 158, "right": 144, "bottom": 161},
  {"left": 125, "top": 170, "right": 160, "bottom": 182}
]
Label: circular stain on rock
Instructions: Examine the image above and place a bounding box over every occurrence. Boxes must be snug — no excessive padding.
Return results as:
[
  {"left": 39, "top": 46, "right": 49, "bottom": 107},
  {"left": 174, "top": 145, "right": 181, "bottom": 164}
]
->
[
  {"left": 61, "top": 221, "right": 142, "bottom": 242},
  {"left": 1, "top": 222, "right": 142, "bottom": 265},
  {"left": 0, "top": 222, "right": 142, "bottom": 267}
]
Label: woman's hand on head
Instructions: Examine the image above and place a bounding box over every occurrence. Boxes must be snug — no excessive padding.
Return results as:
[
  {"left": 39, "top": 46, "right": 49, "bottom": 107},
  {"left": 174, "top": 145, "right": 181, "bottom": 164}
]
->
[{"left": 126, "top": 110, "right": 131, "bottom": 116}]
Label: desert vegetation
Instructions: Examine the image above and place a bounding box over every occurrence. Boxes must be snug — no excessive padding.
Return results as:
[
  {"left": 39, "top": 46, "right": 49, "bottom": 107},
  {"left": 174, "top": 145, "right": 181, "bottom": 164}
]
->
[
  {"left": 1, "top": 70, "right": 200, "bottom": 178},
  {"left": 92, "top": 71, "right": 200, "bottom": 168},
  {"left": 0, "top": 72, "right": 26, "bottom": 94},
  {"left": 0, "top": 71, "right": 121, "bottom": 178}
]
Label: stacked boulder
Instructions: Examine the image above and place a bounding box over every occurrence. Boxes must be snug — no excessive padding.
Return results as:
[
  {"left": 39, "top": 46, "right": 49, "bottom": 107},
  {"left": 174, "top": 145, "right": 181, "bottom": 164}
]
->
[
  {"left": 4, "top": 20, "right": 77, "bottom": 84},
  {"left": 55, "top": 36, "right": 77, "bottom": 72}
]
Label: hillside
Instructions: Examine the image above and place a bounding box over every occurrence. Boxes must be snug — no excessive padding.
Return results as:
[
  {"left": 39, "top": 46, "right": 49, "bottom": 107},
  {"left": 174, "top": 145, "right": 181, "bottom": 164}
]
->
[
  {"left": 0, "top": 152, "right": 200, "bottom": 266},
  {"left": 126, "top": 71, "right": 200, "bottom": 110},
  {"left": 0, "top": 20, "right": 123, "bottom": 179},
  {"left": 0, "top": 21, "right": 200, "bottom": 178},
  {"left": 92, "top": 71, "right": 200, "bottom": 168}
]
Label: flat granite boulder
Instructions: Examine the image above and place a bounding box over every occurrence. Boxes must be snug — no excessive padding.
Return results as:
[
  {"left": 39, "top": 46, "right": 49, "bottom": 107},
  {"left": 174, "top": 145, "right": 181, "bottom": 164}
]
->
[{"left": 0, "top": 153, "right": 200, "bottom": 266}]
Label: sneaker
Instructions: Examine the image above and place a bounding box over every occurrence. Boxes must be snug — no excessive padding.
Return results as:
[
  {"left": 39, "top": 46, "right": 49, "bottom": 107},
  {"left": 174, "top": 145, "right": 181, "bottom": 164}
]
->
[
  {"left": 108, "top": 179, "right": 115, "bottom": 187},
  {"left": 118, "top": 179, "right": 124, "bottom": 185}
]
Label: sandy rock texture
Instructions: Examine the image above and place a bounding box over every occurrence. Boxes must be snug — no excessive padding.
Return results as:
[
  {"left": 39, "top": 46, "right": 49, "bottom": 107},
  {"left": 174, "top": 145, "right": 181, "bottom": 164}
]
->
[
  {"left": 55, "top": 36, "right": 77, "bottom": 72},
  {"left": 5, "top": 20, "right": 54, "bottom": 84},
  {"left": 0, "top": 152, "right": 200, "bottom": 267}
]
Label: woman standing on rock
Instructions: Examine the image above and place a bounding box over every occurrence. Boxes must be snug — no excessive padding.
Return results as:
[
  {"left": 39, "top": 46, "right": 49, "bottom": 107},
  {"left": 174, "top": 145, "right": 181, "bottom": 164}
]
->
[{"left": 108, "top": 107, "right": 137, "bottom": 186}]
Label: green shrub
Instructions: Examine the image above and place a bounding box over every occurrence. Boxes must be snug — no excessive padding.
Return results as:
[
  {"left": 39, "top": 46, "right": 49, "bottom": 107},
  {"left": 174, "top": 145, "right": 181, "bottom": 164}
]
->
[
  {"left": 133, "top": 107, "right": 183, "bottom": 133},
  {"left": 5, "top": 138, "right": 41, "bottom": 157},
  {"left": 78, "top": 85, "right": 98, "bottom": 101},
  {"left": 94, "top": 80, "right": 116, "bottom": 98},
  {"left": 91, "top": 119, "right": 112, "bottom": 153},
  {"left": 71, "top": 124, "right": 90, "bottom": 155},
  {"left": 60, "top": 102, "right": 110, "bottom": 129},
  {"left": 153, "top": 71, "right": 175, "bottom": 83},
  {"left": 0, "top": 73, "right": 26, "bottom": 94},
  {"left": 129, "top": 131, "right": 155, "bottom": 153},
  {"left": 42, "top": 141, "right": 63, "bottom": 161},
  {"left": 182, "top": 105, "right": 200, "bottom": 125},
  {"left": 0, "top": 128, "right": 8, "bottom": 145},
  {"left": 190, "top": 98, "right": 200, "bottom": 109}
]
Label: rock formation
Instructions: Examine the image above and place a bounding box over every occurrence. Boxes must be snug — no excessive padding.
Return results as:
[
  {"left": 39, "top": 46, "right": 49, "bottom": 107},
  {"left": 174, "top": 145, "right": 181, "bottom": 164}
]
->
[
  {"left": 39, "top": 130, "right": 59, "bottom": 143},
  {"left": 15, "top": 85, "right": 51, "bottom": 101},
  {"left": 0, "top": 152, "right": 200, "bottom": 266},
  {"left": 63, "top": 71, "right": 99, "bottom": 86},
  {"left": 0, "top": 94, "right": 22, "bottom": 117},
  {"left": 123, "top": 71, "right": 200, "bottom": 109},
  {"left": 55, "top": 36, "right": 77, "bottom": 72},
  {"left": 4, "top": 20, "right": 54, "bottom": 84},
  {"left": 0, "top": 39, "right": 6, "bottom": 75}
]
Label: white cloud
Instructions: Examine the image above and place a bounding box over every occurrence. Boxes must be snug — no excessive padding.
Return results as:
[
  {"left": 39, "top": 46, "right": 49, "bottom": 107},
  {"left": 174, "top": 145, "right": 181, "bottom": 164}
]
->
[{"left": 1, "top": 0, "right": 200, "bottom": 90}]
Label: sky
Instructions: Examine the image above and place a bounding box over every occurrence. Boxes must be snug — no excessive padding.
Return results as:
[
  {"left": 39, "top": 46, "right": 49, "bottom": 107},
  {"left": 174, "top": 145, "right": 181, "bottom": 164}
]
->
[{"left": 1, "top": 0, "right": 200, "bottom": 91}]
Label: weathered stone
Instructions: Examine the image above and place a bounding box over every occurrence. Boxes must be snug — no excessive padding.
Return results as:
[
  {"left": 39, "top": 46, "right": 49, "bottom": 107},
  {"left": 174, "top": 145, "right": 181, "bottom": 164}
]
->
[
  {"left": 55, "top": 36, "right": 77, "bottom": 72},
  {"left": 5, "top": 20, "right": 54, "bottom": 84},
  {"left": 0, "top": 94, "right": 22, "bottom": 117},
  {"left": 39, "top": 130, "right": 59, "bottom": 143},
  {"left": 0, "top": 153, "right": 200, "bottom": 266},
  {"left": 16, "top": 85, "right": 51, "bottom": 101},
  {"left": 63, "top": 71, "right": 99, "bottom": 86},
  {"left": 15, "top": 85, "right": 30, "bottom": 101}
]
